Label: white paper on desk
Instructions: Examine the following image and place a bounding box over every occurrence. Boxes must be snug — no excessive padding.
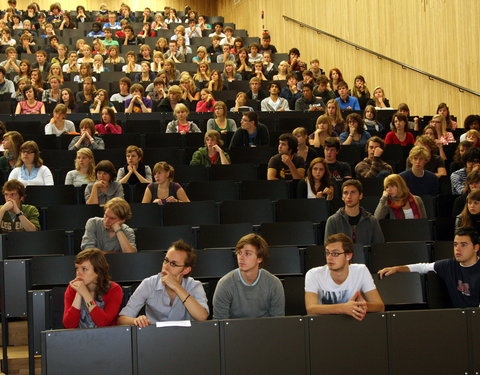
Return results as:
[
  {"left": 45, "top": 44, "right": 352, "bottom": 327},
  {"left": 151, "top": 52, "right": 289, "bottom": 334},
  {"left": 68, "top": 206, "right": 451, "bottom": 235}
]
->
[{"left": 156, "top": 320, "right": 192, "bottom": 328}]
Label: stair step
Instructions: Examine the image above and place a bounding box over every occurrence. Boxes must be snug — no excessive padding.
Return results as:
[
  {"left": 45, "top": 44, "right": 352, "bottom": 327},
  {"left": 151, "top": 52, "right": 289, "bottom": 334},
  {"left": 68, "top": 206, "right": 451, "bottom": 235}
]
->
[
  {"left": 0, "top": 320, "right": 28, "bottom": 346},
  {"left": 0, "top": 345, "right": 41, "bottom": 375}
]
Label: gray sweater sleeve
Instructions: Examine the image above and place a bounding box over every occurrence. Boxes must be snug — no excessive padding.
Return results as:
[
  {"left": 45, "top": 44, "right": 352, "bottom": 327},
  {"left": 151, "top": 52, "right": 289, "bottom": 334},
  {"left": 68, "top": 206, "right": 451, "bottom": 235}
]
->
[
  {"left": 81, "top": 218, "right": 98, "bottom": 250},
  {"left": 374, "top": 196, "right": 390, "bottom": 220}
]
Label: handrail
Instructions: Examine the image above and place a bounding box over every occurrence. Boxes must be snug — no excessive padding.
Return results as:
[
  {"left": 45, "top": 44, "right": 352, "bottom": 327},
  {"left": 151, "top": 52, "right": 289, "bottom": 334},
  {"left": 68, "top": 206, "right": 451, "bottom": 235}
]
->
[{"left": 283, "top": 15, "right": 480, "bottom": 97}]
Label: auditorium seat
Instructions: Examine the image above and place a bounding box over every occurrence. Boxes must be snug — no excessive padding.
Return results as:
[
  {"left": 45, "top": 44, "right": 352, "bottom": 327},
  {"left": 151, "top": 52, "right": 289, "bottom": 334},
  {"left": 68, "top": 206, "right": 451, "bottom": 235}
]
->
[
  {"left": 380, "top": 219, "right": 433, "bottom": 242},
  {"left": 162, "top": 200, "right": 219, "bottom": 226},
  {"left": 196, "top": 223, "right": 253, "bottom": 249},
  {"left": 127, "top": 203, "right": 163, "bottom": 228},
  {"left": 372, "top": 272, "right": 426, "bottom": 309},
  {"left": 0, "top": 230, "right": 70, "bottom": 259},
  {"left": 43, "top": 204, "right": 103, "bottom": 230},
  {"left": 219, "top": 199, "right": 274, "bottom": 224},
  {"left": 366, "top": 242, "right": 432, "bottom": 273},
  {"left": 135, "top": 225, "right": 195, "bottom": 250},
  {"left": 275, "top": 199, "right": 330, "bottom": 223},
  {"left": 264, "top": 246, "right": 303, "bottom": 276},
  {"left": 25, "top": 185, "right": 77, "bottom": 206},
  {"left": 240, "top": 180, "right": 290, "bottom": 200},
  {"left": 259, "top": 222, "right": 317, "bottom": 246},
  {"left": 190, "top": 248, "right": 236, "bottom": 279},
  {"left": 186, "top": 180, "right": 239, "bottom": 201}
]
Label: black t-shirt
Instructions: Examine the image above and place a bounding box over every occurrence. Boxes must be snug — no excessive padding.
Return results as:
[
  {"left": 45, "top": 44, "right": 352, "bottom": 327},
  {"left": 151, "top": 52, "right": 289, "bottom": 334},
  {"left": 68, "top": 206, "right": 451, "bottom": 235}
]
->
[
  {"left": 434, "top": 258, "right": 480, "bottom": 308},
  {"left": 327, "top": 161, "right": 352, "bottom": 182},
  {"left": 268, "top": 154, "right": 305, "bottom": 180}
]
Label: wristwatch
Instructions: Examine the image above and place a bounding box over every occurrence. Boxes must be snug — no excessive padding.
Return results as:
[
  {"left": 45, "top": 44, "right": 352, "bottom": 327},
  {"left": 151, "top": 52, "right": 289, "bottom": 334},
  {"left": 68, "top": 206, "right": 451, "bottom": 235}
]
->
[{"left": 16, "top": 211, "right": 24, "bottom": 218}]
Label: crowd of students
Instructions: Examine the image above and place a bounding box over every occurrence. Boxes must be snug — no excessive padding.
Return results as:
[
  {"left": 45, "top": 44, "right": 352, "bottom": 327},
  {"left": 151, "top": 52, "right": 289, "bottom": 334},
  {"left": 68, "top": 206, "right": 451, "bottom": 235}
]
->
[{"left": 0, "top": 2, "right": 479, "bottom": 329}]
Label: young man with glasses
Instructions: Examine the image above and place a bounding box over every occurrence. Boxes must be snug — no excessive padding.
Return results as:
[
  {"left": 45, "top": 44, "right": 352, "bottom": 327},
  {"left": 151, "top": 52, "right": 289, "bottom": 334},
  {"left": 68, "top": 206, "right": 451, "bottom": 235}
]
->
[
  {"left": 213, "top": 233, "right": 284, "bottom": 319},
  {"left": 118, "top": 240, "right": 209, "bottom": 326},
  {"left": 305, "top": 233, "right": 384, "bottom": 321},
  {"left": 229, "top": 111, "right": 270, "bottom": 148}
]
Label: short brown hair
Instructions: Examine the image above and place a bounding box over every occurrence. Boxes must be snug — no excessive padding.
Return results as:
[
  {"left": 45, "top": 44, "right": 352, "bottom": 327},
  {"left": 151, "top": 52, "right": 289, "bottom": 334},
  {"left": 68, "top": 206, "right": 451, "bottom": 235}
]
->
[
  {"left": 341, "top": 179, "right": 363, "bottom": 195},
  {"left": 104, "top": 197, "right": 132, "bottom": 221},
  {"left": 125, "top": 145, "right": 143, "bottom": 159},
  {"left": 153, "top": 161, "right": 174, "bottom": 180},
  {"left": 18, "top": 141, "right": 42, "bottom": 168},
  {"left": 79, "top": 118, "right": 95, "bottom": 135},
  {"left": 2, "top": 179, "right": 26, "bottom": 198},
  {"left": 204, "top": 130, "right": 223, "bottom": 146},
  {"left": 170, "top": 240, "right": 196, "bottom": 275},
  {"left": 95, "top": 160, "right": 116, "bottom": 181},
  {"left": 235, "top": 233, "right": 269, "bottom": 268},
  {"left": 324, "top": 233, "right": 354, "bottom": 255}
]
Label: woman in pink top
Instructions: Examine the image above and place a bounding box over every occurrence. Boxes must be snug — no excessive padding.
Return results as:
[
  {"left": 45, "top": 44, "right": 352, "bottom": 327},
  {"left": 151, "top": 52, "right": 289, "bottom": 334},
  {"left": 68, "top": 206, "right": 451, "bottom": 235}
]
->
[
  {"left": 384, "top": 113, "right": 414, "bottom": 146},
  {"left": 196, "top": 88, "right": 216, "bottom": 112},
  {"left": 15, "top": 85, "right": 46, "bottom": 114},
  {"left": 430, "top": 114, "right": 456, "bottom": 145},
  {"left": 95, "top": 108, "right": 122, "bottom": 134}
]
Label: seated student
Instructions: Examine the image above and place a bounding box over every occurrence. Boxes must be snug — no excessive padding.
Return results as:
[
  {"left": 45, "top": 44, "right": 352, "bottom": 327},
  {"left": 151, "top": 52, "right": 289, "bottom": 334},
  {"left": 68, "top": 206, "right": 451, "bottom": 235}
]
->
[
  {"left": 110, "top": 77, "right": 132, "bottom": 105},
  {"left": 313, "top": 75, "right": 336, "bottom": 104},
  {"left": 65, "top": 148, "right": 96, "bottom": 187},
  {"left": 296, "top": 70, "right": 315, "bottom": 92},
  {"left": 309, "top": 114, "right": 338, "bottom": 148},
  {"left": 261, "top": 82, "right": 290, "bottom": 111},
  {"left": 125, "top": 84, "right": 152, "bottom": 113},
  {"left": 85, "top": 160, "right": 124, "bottom": 205},
  {"left": 118, "top": 25, "right": 139, "bottom": 46},
  {"left": 81, "top": 198, "right": 136, "bottom": 253},
  {"left": 0, "top": 179, "right": 40, "bottom": 232},
  {"left": 378, "top": 227, "right": 480, "bottom": 308},
  {"left": 287, "top": 47, "right": 306, "bottom": 73},
  {"left": 68, "top": 119, "right": 105, "bottom": 151},
  {"left": 246, "top": 77, "right": 268, "bottom": 102},
  {"left": 309, "top": 58, "right": 324, "bottom": 80},
  {"left": 0, "top": 131, "right": 24, "bottom": 174},
  {"left": 384, "top": 113, "right": 415, "bottom": 146},
  {"left": 295, "top": 83, "right": 325, "bottom": 111},
  {"left": 63, "top": 248, "right": 123, "bottom": 329},
  {"left": 452, "top": 170, "right": 480, "bottom": 218},
  {"left": 117, "top": 146, "right": 152, "bottom": 185},
  {"left": 363, "top": 105, "right": 384, "bottom": 134},
  {"left": 166, "top": 103, "right": 201, "bottom": 134},
  {"left": 155, "top": 85, "right": 188, "bottom": 112},
  {"left": 267, "top": 133, "right": 305, "bottom": 180},
  {"left": 456, "top": 190, "right": 480, "bottom": 233},
  {"left": 350, "top": 75, "right": 370, "bottom": 110},
  {"left": 430, "top": 114, "right": 456, "bottom": 145},
  {"left": 45, "top": 103, "right": 75, "bottom": 136},
  {"left": 118, "top": 240, "right": 208, "bottom": 325},
  {"left": 75, "top": 77, "right": 96, "bottom": 110},
  {"left": 90, "top": 89, "right": 116, "bottom": 114},
  {"left": 407, "top": 135, "right": 447, "bottom": 177},
  {"left": 142, "top": 162, "right": 189, "bottom": 204},
  {"left": 355, "top": 136, "right": 393, "bottom": 178},
  {"left": 292, "top": 127, "right": 317, "bottom": 167},
  {"left": 335, "top": 81, "right": 360, "bottom": 110},
  {"left": 325, "top": 179, "right": 385, "bottom": 262},
  {"left": 280, "top": 73, "right": 302, "bottom": 110},
  {"left": 207, "top": 101, "right": 238, "bottom": 133},
  {"left": 0, "top": 46, "right": 20, "bottom": 74},
  {"left": 450, "top": 140, "right": 474, "bottom": 175},
  {"left": 8, "top": 141, "right": 53, "bottom": 186},
  {"left": 399, "top": 146, "right": 439, "bottom": 196},
  {"left": 366, "top": 86, "right": 391, "bottom": 108},
  {"left": 297, "top": 157, "right": 334, "bottom": 200},
  {"left": 323, "top": 137, "right": 352, "bottom": 183},
  {"left": 15, "top": 84, "right": 45, "bottom": 114},
  {"left": 374, "top": 174, "right": 427, "bottom": 220},
  {"left": 259, "top": 33, "right": 277, "bottom": 55},
  {"left": 339, "top": 113, "right": 371, "bottom": 146},
  {"left": 262, "top": 51, "right": 276, "bottom": 80},
  {"left": 305, "top": 233, "right": 384, "bottom": 320},
  {"left": 87, "top": 22, "right": 105, "bottom": 38},
  {"left": 229, "top": 111, "right": 270, "bottom": 148},
  {"left": 95, "top": 108, "right": 122, "bottom": 134},
  {"left": 190, "top": 130, "right": 230, "bottom": 166},
  {"left": 196, "top": 88, "right": 216, "bottom": 113},
  {"left": 213, "top": 234, "right": 285, "bottom": 319}
]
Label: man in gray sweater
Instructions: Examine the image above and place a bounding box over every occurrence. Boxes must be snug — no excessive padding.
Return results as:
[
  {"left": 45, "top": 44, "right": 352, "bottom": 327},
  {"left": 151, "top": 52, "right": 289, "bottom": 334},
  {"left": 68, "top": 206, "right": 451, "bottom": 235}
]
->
[
  {"left": 213, "top": 234, "right": 285, "bottom": 319},
  {"left": 325, "top": 179, "right": 384, "bottom": 263}
]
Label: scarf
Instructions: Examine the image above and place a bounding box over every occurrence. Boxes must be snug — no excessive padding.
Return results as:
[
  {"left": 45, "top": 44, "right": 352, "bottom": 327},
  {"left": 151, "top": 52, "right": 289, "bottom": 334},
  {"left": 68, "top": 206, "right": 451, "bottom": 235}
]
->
[{"left": 388, "top": 194, "right": 421, "bottom": 219}]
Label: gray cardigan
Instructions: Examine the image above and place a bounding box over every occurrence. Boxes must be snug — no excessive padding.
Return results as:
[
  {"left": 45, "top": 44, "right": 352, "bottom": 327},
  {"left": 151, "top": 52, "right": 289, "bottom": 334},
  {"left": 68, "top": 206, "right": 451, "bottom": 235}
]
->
[{"left": 374, "top": 195, "right": 427, "bottom": 220}]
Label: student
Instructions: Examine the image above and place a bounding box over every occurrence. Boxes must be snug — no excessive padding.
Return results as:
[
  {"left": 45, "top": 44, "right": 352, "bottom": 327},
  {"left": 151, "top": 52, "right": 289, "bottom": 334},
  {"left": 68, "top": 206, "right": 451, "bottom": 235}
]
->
[
  {"left": 63, "top": 249, "right": 123, "bottom": 328},
  {"left": 339, "top": 113, "right": 371, "bottom": 146},
  {"left": 455, "top": 190, "right": 480, "bottom": 233},
  {"left": 68, "top": 119, "right": 105, "bottom": 151},
  {"left": 399, "top": 146, "right": 439, "bottom": 196},
  {"left": 298, "top": 157, "right": 334, "bottom": 200},
  {"left": 323, "top": 137, "right": 352, "bottom": 183},
  {"left": 335, "top": 81, "right": 360, "bottom": 110},
  {"left": 116, "top": 146, "right": 152, "bottom": 185},
  {"left": 85, "top": 160, "right": 124, "bottom": 205},
  {"left": 355, "top": 136, "right": 393, "bottom": 178},
  {"left": 213, "top": 234, "right": 285, "bottom": 319},
  {"left": 166, "top": 103, "right": 201, "bottom": 134},
  {"left": 188, "top": 125, "right": 232, "bottom": 167},
  {"left": 118, "top": 240, "right": 209, "bottom": 325},
  {"left": 229, "top": 111, "right": 270, "bottom": 148},
  {"left": 451, "top": 147, "right": 480, "bottom": 195},
  {"left": 261, "top": 82, "right": 290, "bottom": 111},
  {"left": 0, "top": 179, "right": 40, "bottom": 232},
  {"left": 8, "top": 141, "right": 53, "bottom": 186},
  {"left": 258, "top": 33, "right": 277, "bottom": 54},
  {"left": 378, "top": 227, "right": 480, "bottom": 308},
  {"left": 385, "top": 113, "right": 415, "bottom": 146},
  {"left": 81, "top": 198, "right": 136, "bottom": 253},
  {"left": 65, "top": 148, "right": 96, "bottom": 187},
  {"left": 0, "top": 66, "right": 16, "bottom": 95},
  {"left": 0, "top": 47, "right": 20, "bottom": 74},
  {"left": 305, "top": 233, "right": 384, "bottom": 320},
  {"left": 313, "top": 75, "right": 336, "bottom": 104},
  {"left": 280, "top": 73, "right": 302, "bottom": 110},
  {"left": 110, "top": 77, "right": 132, "bottom": 104},
  {"left": 142, "top": 162, "right": 189, "bottom": 204},
  {"left": 325, "top": 179, "right": 384, "bottom": 262},
  {"left": 246, "top": 77, "right": 268, "bottom": 102},
  {"left": 44, "top": 103, "right": 75, "bottom": 136},
  {"left": 294, "top": 83, "right": 325, "bottom": 111},
  {"left": 125, "top": 84, "right": 152, "bottom": 113},
  {"left": 267, "top": 133, "right": 305, "bottom": 180}
]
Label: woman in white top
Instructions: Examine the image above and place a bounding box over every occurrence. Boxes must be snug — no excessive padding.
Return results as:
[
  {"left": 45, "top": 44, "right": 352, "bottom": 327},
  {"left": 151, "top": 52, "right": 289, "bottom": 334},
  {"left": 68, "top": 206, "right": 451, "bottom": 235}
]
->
[
  {"left": 65, "top": 148, "right": 96, "bottom": 187},
  {"left": 9, "top": 141, "right": 53, "bottom": 186},
  {"left": 45, "top": 103, "right": 76, "bottom": 136},
  {"left": 298, "top": 157, "right": 334, "bottom": 200}
]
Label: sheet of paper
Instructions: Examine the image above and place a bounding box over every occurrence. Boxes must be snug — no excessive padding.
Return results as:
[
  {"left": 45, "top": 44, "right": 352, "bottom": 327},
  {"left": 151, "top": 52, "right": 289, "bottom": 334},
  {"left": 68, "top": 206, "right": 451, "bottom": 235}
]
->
[{"left": 156, "top": 320, "right": 192, "bottom": 328}]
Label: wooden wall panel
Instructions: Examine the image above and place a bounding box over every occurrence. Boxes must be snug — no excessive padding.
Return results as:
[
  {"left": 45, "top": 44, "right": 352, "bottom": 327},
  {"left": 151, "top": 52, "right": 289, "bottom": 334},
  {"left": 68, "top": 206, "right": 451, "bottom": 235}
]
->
[{"left": 217, "top": 0, "right": 480, "bottom": 123}]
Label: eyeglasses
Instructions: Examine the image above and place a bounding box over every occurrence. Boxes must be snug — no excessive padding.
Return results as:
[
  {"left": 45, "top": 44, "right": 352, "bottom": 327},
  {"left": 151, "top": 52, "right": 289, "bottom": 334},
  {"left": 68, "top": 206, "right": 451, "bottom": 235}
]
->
[
  {"left": 163, "top": 257, "right": 185, "bottom": 268},
  {"left": 21, "top": 150, "right": 34, "bottom": 154},
  {"left": 325, "top": 250, "right": 346, "bottom": 257}
]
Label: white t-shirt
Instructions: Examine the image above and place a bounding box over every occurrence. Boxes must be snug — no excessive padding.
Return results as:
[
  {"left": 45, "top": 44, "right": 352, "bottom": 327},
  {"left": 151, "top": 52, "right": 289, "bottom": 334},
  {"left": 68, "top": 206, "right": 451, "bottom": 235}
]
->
[{"left": 305, "top": 264, "right": 376, "bottom": 304}]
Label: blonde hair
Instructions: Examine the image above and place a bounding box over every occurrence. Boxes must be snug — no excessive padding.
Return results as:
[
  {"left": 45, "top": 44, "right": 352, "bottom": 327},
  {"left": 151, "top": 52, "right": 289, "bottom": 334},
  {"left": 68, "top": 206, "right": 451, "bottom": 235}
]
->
[
  {"left": 75, "top": 148, "right": 96, "bottom": 182},
  {"left": 383, "top": 174, "right": 411, "bottom": 203}
]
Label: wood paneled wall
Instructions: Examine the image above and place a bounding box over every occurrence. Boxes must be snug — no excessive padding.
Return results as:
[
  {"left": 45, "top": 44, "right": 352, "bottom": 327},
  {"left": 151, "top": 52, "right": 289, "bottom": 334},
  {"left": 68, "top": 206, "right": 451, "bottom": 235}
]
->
[{"left": 216, "top": 0, "right": 480, "bottom": 124}]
